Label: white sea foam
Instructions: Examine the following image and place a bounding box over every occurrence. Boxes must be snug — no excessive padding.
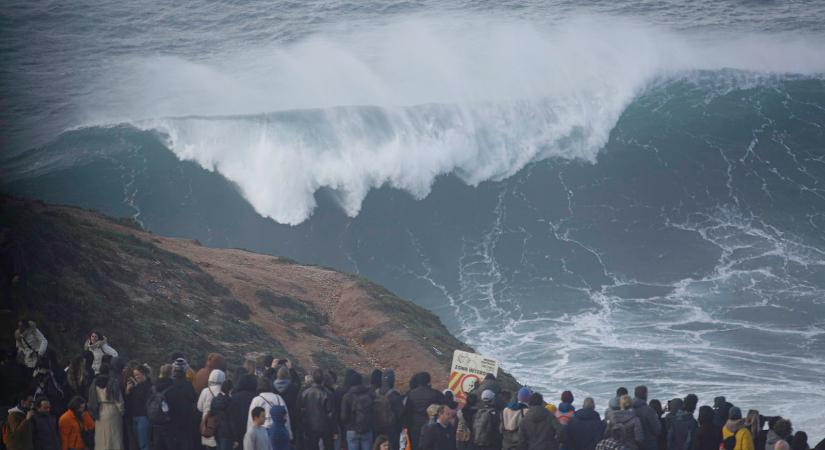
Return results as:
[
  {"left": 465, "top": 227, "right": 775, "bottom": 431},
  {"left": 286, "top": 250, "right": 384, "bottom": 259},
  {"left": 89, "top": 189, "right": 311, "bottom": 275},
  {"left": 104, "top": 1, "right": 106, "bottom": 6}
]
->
[{"left": 76, "top": 14, "right": 825, "bottom": 224}]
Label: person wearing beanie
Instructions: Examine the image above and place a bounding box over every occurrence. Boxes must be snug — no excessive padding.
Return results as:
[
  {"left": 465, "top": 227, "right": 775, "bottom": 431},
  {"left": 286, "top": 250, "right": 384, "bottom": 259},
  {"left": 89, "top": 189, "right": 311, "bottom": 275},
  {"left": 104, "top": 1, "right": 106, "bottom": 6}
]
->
[
  {"left": 197, "top": 369, "right": 226, "bottom": 448},
  {"left": 501, "top": 387, "right": 531, "bottom": 450},
  {"left": 567, "top": 398, "right": 605, "bottom": 450},
  {"left": 722, "top": 407, "right": 755, "bottom": 450},
  {"left": 473, "top": 390, "right": 501, "bottom": 450},
  {"left": 164, "top": 359, "right": 198, "bottom": 450},
  {"left": 169, "top": 352, "right": 196, "bottom": 384}
]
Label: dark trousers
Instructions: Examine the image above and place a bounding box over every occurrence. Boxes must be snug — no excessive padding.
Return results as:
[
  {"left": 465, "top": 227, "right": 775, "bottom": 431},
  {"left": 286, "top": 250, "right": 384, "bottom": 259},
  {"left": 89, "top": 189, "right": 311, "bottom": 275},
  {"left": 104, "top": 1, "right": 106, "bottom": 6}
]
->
[{"left": 304, "top": 431, "right": 335, "bottom": 450}]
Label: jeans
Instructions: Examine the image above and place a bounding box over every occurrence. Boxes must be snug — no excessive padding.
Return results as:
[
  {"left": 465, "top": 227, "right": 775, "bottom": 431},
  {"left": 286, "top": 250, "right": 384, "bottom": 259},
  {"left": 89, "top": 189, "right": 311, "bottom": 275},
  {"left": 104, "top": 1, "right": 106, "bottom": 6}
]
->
[
  {"left": 346, "top": 431, "right": 373, "bottom": 450},
  {"left": 216, "top": 438, "right": 234, "bottom": 450},
  {"left": 133, "top": 416, "right": 151, "bottom": 450}
]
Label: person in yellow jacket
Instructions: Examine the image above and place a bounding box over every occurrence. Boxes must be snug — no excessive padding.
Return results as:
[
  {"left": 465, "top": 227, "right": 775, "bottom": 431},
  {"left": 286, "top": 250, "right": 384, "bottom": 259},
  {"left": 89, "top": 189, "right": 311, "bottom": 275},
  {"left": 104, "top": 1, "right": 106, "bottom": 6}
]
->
[{"left": 722, "top": 407, "right": 755, "bottom": 450}]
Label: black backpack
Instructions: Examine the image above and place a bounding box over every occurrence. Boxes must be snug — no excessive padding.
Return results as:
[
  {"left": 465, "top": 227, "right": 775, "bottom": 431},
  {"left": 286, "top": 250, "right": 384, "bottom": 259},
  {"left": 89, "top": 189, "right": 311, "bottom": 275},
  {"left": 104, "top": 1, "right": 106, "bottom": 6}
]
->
[
  {"left": 473, "top": 407, "right": 498, "bottom": 446},
  {"left": 373, "top": 389, "right": 396, "bottom": 430},
  {"left": 146, "top": 386, "right": 172, "bottom": 425},
  {"left": 352, "top": 392, "right": 374, "bottom": 434}
]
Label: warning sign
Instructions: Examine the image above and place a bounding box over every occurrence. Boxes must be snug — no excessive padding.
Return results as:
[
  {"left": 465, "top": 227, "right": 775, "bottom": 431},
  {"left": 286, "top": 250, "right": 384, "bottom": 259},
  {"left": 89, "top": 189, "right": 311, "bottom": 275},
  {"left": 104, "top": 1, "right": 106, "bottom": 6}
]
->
[{"left": 448, "top": 350, "right": 500, "bottom": 402}]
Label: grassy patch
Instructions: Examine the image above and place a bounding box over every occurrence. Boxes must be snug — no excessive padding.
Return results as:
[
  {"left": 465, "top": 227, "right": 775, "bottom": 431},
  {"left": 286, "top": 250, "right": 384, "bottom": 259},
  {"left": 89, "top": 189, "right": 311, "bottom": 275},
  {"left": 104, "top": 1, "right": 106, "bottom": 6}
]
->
[{"left": 311, "top": 351, "right": 345, "bottom": 373}]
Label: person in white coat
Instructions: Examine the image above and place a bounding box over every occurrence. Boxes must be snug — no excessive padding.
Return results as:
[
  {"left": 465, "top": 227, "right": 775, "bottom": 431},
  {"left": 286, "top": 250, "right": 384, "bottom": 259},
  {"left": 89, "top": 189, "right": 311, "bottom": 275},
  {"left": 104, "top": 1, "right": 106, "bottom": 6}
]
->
[
  {"left": 198, "top": 369, "right": 226, "bottom": 449},
  {"left": 15, "top": 320, "right": 48, "bottom": 369},
  {"left": 247, "top": 377, "right": 293, "bottom": 440},
  {"left": 84, "top": 331, "right": 118, "bottom": 374}
]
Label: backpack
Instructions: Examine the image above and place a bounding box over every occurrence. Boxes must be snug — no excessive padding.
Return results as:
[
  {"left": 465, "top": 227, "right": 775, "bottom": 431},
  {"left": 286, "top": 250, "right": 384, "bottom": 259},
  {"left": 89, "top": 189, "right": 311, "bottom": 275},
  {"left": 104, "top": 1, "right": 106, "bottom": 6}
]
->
[
  {"left": 146, "top": 385, "right": 172, "bottom": 425},
  {"left": 473, "top": 407, "right": 497, "bottom": 446},
  {"left": 456, "top": 409, "right": 472, "bottom": 443},
  {"left": 352, "top": 391, "right": 374, "bottom": 434},
  {"left": 502, "top": 407, "right": 525, "bottom": 432},
  {"left": 200, "top": 388, "right": 222, "bottom": 438},
  {"left": 373, "top": 389, "right": 396, "bottom": 430}
]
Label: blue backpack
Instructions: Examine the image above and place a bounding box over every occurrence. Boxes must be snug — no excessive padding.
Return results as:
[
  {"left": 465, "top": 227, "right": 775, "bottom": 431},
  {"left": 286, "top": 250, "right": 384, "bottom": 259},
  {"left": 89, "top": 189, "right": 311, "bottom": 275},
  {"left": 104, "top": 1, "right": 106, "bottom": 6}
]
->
[{"left": 267, "top": 404, "right": 290, "bottom": 450}]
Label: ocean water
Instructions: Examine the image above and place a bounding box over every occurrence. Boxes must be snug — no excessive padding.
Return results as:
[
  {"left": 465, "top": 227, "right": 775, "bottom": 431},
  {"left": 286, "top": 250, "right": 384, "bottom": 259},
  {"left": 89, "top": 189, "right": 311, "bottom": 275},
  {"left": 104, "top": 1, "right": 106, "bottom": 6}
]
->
[{"left": 3, "top": 0, "right": 825, "bottom": 438}]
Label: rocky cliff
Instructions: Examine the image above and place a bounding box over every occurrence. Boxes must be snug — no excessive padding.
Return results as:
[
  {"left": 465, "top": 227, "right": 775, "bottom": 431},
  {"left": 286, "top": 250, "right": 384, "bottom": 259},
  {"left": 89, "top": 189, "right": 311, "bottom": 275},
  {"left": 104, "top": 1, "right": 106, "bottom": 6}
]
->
[{"left": 0, "top": 195, "right": 517, "bottom": 390}]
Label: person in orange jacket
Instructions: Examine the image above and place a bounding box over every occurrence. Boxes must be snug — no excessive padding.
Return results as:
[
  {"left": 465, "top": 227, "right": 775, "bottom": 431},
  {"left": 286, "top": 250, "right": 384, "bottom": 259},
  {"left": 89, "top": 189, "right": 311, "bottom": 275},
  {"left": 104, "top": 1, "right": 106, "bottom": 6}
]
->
[{"left": 59, "top": 396, "right": 95, "bottom": 450}]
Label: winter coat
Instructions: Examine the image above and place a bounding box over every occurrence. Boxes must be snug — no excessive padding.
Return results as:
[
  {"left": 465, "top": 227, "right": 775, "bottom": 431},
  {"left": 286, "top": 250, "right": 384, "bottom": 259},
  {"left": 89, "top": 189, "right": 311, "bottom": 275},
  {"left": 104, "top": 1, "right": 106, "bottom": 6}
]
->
[
  {"left": 713, "top": 403, "right": 733, "bottom": 429},
  {"left": 405, "top": 386, "right": 446, "bottom": 433},
  {"left": 606, "top": 409, "right": 644, "bottom": 450},
  {"left": 421, "top": 421, "right": 457, "bottom": 450},
  {"left": 93, "top": 385, "right": 125, "bottom": 450},
  {"left": 501, "top": 403, "right": 529, "bottom": 450},
  {"left": 668, "top": 411, "right": 698, "bottom": 450},
  {"left": 274, "top": 379, "right": 300, "bottom": 432},
  {"left": 248, "top": 392, "right": 292, "bottom": 440},
  {"left": 58, "top": 410, "right": 95, "bottom": 450},
  {"left": 197, "top": 371, "right": 225, "bottom": 447},
  {"left": 164, "top": 378, "right": 198, "bottom": 434},
  {"left": 125, "top": 379, "right": 152, "bottom": 418},
  {"left": 15, "top": 322, "right": 48, "bottom": 369},
  {"left": 632, "top": 399, "right": 662, "bottom": 449},
  {"left": 33, "top": 369, "right": 69, "bottom": 418},
  {"left": 299, "top": 384, "right": 335, "bottom": 434},
  {"left": 722, "top": 421, "right": 754, "bottom": 450},
  {"left": 566, "top": 408, "right": 605, "bottom": 450},
  {"left": 84, "top": 339, "right": 118, "bottom": 375},
  {"left": 5, "top": 407, "right": 34, "bottom": 450},
  {"left": 518, "top": 405, "right": 563, "bottom": 450},
  {"left": 229, "top": 375, "right": 257, "bottom": 443},
  {"left": 193, "top": 354, "right": 225, "bottom": 393},
  {"left": 340, "top": 384, "right": 373, "bottom": 432},
  {"left": 32, "top": 412, "right": 61, "bottom": 450},
  {"left": 379, "top": 369, "right": 405, "bottom": 427}
]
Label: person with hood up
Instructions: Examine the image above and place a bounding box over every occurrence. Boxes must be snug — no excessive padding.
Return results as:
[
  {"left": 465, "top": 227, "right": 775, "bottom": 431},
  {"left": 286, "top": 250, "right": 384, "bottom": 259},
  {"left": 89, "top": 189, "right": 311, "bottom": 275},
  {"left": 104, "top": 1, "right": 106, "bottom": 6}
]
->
[
  {"left": 88, "top": 363, "right": 125, "bottom": 450},
  {"left": 518, "top": 392, "right": 564, "bottom": 450},
  {"left": 274, "top": 366, "right": 301, "bottom": 447},
  {"left": 566, "top": 398, "right": 604, "bottom": 450},
  {"left": 299, "top": 369, "right": 336, "bottom": 450},
  {"left": 501, "top": 387, "right": 532, "bottom": 450},
  {"left": 15, "top": 320, "right": 48, "bottom": 370},
  {"left": 84, "top": 332, "right": 118, "bottom": 375},
  {"left": 713, "top": 398, "right": 734, "bottom": 430},
  {"left": 164, "top": 358, "right": 198, "bottom": 450},
  {"left": 248, "top": 377, "right": 293, "bottom": 442},
  {"left": 765, "top": 420, "right": 792, "bottom": 450},
  {"left": 194, "top": 354, "right": 226, "bottom": 393},
  {"left": 336, "top": 369, "right": 360, "bottom": 450},
  {"left": 31, "top": 398, "right": 60, "bottom": 450},
  {"left": 722, "top": 407, "right": 754, "bottom": 450},
  {"left": 125, "top": 364, "right": 153, "bottom": 450},
  {"left": 404, "top": 372, "right": 446, "bottom": 450},
  {"left": 197, "top": 369, "right": 226, "bottom": 448},
  {"left": 473, "top": 390, "right": 502, "bottom": 450},
  {"left": 59, "top": 396, "right": 95, "bottom": 450},
  {"left": 374, "top": 369, "right": 404, "bottom": 450},
  {"left": 632, "top": 387, "right": 661, "bottom": 450},
  {"left": 606, "top": 395, "right": 643, "bottom": 450},
  {"left": 229, "top": 374, "right": 258, "bottom": 447},
  {"left": 690, "top": 406, "right": 719, "bottom": 450},
  {"left": 341, "top": 373, "right": 375, "bottom": 450},
  {"left": 668, "top": 399, "right": 697, "bottom": 450},
  {"left": 420, "top": 405, "right": 456, "bottom": 450}
]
